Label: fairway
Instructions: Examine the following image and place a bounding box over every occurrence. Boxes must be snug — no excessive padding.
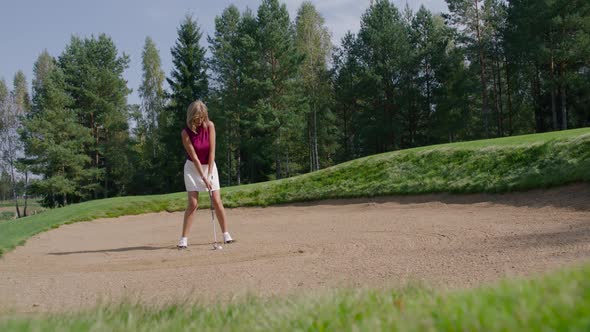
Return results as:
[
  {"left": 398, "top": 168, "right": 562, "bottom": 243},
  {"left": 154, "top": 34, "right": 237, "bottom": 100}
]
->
[{"left": 1, "top": 183, "right": 588, "bottom": 313}]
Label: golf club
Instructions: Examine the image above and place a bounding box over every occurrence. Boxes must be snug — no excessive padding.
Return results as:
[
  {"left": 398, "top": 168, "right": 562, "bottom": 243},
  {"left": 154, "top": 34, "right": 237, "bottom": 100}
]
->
[{"left": 208, "top": 184, "right": 222, "bottom": 250}]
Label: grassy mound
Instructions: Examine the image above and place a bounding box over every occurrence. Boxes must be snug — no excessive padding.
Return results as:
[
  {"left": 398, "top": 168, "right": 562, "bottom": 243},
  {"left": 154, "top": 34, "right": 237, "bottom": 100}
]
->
[
  {"left": 0, "top": 127, "right": 588, "bottom": 256},
  {"left": 2, "top": 265, "right": 589, "bottom": 331}
]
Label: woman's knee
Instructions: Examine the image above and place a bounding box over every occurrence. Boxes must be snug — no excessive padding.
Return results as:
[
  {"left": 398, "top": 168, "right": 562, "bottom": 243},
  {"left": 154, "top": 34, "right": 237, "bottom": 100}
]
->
[
  {"left": 212, "top": 191, "right": 223, "bottom": 206},
  {"left": 187, "top": 193, "right": 199, "bottom": 211},
  {"left": 186, "top": 202, "right": 198, "bottom": 213}
]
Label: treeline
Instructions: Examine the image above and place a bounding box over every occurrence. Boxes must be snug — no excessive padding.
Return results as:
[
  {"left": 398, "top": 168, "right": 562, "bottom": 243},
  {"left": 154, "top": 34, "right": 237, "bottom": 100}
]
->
[{"left": 0, "top": 0, "right": 588, "bottom": 211}]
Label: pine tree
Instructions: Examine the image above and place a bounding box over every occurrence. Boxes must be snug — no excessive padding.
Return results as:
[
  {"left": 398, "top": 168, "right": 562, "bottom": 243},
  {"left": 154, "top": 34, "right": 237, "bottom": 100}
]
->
[
  {"left": 409, "top": 6, "right": 458, "bottom": 145},
  {"left": 505, "top": 0, "right": 590, "bottom": 132},
  {"left": 139, "top": 37, "right": 165, "bottom": 160},
  {"left": 295, "top": 1, "right": 335, "bottom": 171},
  {"left": 132, "top": 37, "right": 166, "bottom": 194},
  {"left": 256, "top": 0, "right": 304, "bottom": 179},
  {"left": 209, "top": 5, "right": 242, "bottom": 185},
  {"left": 445, "top": 0, "right": 491, "bottom": 136},
  {"left": 12, "top": 71, "right": 31, "bottom": 116},
  {"left": 357, "top": 0, "right": 411, "bottom": 152},
  {"left": 32, "top": 50, "right": 55, "bottom": 116},
  {"left": 161, "top": 15, "right": 209, "bottom": 191},
  {"left": 234, "top": 8, "right": 270, "bottom": 183},
  {"left": 22, "top": 53, "right": 94, "bottom": 207},
  {"left": 333, "top": 32, "right": 362, "bottom": 162},
  {"left": 58, "top": 34, "right": 132, "bottom": 198}
]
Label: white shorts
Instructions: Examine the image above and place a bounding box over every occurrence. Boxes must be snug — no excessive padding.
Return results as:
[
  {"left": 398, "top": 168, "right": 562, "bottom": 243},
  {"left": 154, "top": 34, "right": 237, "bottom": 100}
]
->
[{"left": 184, "top": 160, "right": 221, "bottom": 192}]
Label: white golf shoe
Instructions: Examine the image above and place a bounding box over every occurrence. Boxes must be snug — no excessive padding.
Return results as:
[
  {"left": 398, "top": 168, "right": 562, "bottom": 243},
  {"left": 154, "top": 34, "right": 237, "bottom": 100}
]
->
[
  {"left": 223, "top": 232, "right": 235, "bottom": 244},
  {"left": 177, "top": 237, "right": 188, "bottom": 249}
]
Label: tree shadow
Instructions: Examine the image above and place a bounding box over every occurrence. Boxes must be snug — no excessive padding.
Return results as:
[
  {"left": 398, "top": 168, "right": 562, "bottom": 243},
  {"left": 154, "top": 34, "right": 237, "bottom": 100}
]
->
[{"left": 495, "top": 221, "right": 590, "bottom": 250}]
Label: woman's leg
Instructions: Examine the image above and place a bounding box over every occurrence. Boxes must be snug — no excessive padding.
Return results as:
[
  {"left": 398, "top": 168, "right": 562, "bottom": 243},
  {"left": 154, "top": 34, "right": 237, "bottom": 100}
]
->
[
  {"left": 211, "top": 190, "right": 228, "bottom": 233},
  {"left": 182, "top": 191, "right": 199, "bottom": 237}
]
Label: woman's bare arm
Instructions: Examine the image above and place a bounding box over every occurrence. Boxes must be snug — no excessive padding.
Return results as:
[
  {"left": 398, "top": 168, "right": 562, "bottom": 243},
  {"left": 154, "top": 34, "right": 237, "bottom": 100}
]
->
[{"left": 207, "top": 121, "right": 216, "bottom": 176}]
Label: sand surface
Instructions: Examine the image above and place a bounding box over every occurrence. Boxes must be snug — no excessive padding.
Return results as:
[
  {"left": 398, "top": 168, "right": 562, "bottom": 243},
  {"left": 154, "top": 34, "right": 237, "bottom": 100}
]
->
[{"left": 1, "top": 184, "right": 589, "bottom": 312}]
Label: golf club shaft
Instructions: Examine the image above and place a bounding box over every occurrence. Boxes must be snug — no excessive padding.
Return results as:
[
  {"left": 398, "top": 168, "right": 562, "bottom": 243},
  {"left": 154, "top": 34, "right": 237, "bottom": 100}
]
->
[{"left": 208, "top": 189, "right": 218, "bottom": 248}]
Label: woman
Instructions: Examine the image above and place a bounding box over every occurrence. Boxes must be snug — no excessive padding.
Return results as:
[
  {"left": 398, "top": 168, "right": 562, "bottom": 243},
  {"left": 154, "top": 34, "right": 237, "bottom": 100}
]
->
[{"left": 178, "top": 100, "right": 234, "bottom": 249}]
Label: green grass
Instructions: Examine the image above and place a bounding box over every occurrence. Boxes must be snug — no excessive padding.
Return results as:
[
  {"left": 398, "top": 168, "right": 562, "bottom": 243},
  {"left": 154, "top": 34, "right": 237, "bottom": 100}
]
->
[
  {"left": 0, "top": 128, "right": 589, "bottom": 257},
  {"left": 0, "top": 200, "right": 46, "bottom": 221},
  {"left": 1, "top": 265, "right": 589, "bottom": 331},
  {"left": 0, "top": 211, "right": 14, "bottom": 221},
  {"left": 0, "top": 200, "right": 44, "bottom": 208}
]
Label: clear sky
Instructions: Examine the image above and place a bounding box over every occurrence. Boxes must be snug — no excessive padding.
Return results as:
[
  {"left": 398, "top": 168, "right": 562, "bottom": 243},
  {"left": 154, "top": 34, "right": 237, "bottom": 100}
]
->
[{"left": 0, "top": 0, "right": 448, "bottom": 105}]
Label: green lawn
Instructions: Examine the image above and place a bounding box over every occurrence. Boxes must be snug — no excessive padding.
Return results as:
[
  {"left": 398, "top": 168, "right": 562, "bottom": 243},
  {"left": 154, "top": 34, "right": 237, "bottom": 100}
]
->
[
  {"left": 0, "top": 127, "right": 588, "bottom": 257},
  {"left": 1, "top": 265, "right": 589, "bottom": 331},
  {"left": 0, "top": 200, "right": 45, "bottom": 222}
]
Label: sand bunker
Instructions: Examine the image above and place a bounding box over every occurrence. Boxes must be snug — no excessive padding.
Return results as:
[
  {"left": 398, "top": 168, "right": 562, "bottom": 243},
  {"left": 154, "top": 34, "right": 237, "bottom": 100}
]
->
[{"left": 1, "top": 184, "right": 588, "bottom": 312}]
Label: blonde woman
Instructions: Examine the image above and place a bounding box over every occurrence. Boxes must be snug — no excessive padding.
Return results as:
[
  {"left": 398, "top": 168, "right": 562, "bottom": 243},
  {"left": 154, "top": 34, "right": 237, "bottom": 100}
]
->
[{"left": 178, "top": 100, "right": 234, "bottom": 249}]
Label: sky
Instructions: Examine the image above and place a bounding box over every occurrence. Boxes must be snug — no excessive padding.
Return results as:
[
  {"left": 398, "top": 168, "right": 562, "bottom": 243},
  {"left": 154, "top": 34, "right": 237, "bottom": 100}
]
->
[{"left": 0, "top": 0, "right": 448, "bottom": 105}]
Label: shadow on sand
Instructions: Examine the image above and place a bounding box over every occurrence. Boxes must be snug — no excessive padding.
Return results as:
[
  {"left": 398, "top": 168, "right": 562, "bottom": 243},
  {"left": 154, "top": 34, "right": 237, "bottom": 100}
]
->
[{"left": 47, "top": 243, "right": 213, "bottom": 255}]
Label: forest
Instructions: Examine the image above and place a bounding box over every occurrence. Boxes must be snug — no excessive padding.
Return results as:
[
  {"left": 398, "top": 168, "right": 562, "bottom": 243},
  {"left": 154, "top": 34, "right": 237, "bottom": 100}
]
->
[{"left": 0, "top": 0, "right": 588, "bottom": 212}]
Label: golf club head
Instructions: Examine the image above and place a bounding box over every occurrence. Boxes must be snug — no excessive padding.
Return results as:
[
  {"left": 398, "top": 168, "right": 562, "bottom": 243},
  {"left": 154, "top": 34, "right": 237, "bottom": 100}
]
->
[{"left": 212, "top": 243, "right": 223, "bottom": 250}]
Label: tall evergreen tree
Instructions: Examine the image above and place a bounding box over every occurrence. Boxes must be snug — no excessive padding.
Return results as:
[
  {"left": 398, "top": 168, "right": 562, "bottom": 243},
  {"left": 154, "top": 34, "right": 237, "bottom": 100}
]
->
[
  {"left": 131, "top": 37, "right": 166, "bottom": 194},
  {"left": 235, "top": 8, "right": 270, "bottom": 183},
  {"left": 209, "top": 5, "right": 243, "bottom": 185},
  {"left": 255, "top": 0, "right": 304, "bottom": 179},
  {"left": 333, "top": 32, "right": 363, "bottom": 162},
  {"left": 31, "top": 50, "right": 56, "bottom": 116},
  {"left": 445, "top": 0, "right": 491, "bottom": 136},
  {"left": 295, "top": 1, "right": 336, "bottom": 171},
  {"left": 161, "top": 15, "right": 209, "bottom": 191},
  {"left": 21, "top": 53, "right": 94, "bottom": 207},
  {"left": 409, "top": 6, "right": 458, "bottom": 145},
  {"left": 139, "top": 37, "right": 165, "bottom": 160},
  {"left": 12, "top": 71, "right": 31, "bottom": 116},
  {"left": 357, "top": 0, "right": 411, "bottom": 153},
  {"left": 58, "top": 34, "right": 132, "bottom": 198}
]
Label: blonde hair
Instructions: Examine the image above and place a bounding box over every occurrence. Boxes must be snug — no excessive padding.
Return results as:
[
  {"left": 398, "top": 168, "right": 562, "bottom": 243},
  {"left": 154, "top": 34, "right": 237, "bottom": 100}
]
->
[{"left": 186, "top": 100, "right": 209, "bottom": 132}]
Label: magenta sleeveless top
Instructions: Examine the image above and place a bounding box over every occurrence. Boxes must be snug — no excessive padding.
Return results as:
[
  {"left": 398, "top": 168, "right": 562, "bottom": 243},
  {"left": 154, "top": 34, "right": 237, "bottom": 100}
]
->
[{"left": 184, "top": 126, "right": 210, "bottom": 164}]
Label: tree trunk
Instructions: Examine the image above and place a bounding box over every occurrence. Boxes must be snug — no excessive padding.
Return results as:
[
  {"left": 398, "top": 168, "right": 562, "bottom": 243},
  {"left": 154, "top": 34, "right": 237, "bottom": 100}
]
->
[
  {"left": 103, "top": 129, "right": 108, "bottom": 198},
  {"left": 286, "top": 145, "right": 290, "bottom": 178},
  {"left": 313, "top": 105, "right": 319, "bottom": 171},
  {"left": 550, "top": 53, "right": 558, "bottom": 130},
  {"left": 227, "top": 144, "right": 231, "bottom": 186},
  {"left": 560, "top": 63, "right": 567, "bottom": 130},
  {"left": 308, "top": 112, "right": 313, "bottom": 172},
  {"left": 343, "top": 106, "right": 349, "bottom": 159},
  {"left": 91, "top": 112, "right": 99, "bottom": 199},
  {"left": 235, "top": 106, "right": 241, "bottom": 185},
  {"left": 504, "top": 59, "right": 513, "bottom": 136},
  {"left": 474, "top": 0, "right": 490, "bottom": 137},
  {"left": 11, "top": 170, "right": 20, "bottom": 218},
  {"left": 275, "top": 130, "right": 282, "bottom": 179},
  {"left": 426, "top": 62, "right": 432, "bottom": 144},
  {"left": 23, "top": 170, "right": 28, "bottom": 217},
  {"left": 236, "top": 148, "right": 241, "bottom": 185},
  {"left": 491, "top": 56, "right": 501, "bottom": 137},
  {"left": 533, "top": 63, "right": 544, "bottom": 132},
  {"left": 495, "top": 55, "right": 504, "bottom": 137}
]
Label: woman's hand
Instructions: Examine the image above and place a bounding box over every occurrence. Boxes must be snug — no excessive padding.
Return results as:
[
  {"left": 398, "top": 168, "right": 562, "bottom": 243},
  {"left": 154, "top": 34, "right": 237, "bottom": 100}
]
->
[{"left": 202, "top": 176, "right": 213, "bottom": 191}]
